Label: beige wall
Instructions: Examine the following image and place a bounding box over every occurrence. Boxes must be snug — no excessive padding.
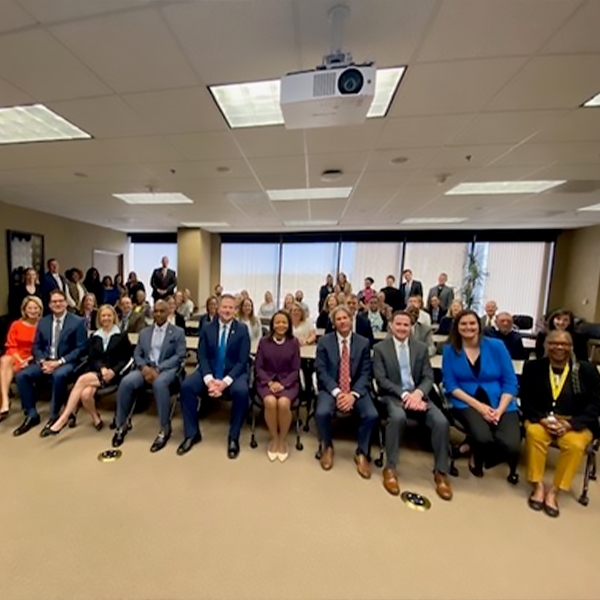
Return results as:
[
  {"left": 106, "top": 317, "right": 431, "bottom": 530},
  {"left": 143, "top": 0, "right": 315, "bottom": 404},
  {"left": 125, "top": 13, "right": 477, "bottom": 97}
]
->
[
  {"left": 1, "top": 200, "right": 127, "bottom": 313},
  {"left": 548, "top": 224, "right": 600, "bottom": 322}
]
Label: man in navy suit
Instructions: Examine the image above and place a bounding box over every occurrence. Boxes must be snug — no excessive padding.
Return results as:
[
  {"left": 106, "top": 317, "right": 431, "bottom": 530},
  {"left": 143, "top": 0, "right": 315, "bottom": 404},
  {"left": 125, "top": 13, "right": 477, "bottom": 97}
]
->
[
  {"left": 315, "top": 305, "right": 378, "bottom": 478},
  {"left": 111, "top": 300, "right": 186, "bottom": 453},
  {"left": 399, "top": 269, "right": 423, "bottom": 310},
  {"left": 177, "top": 294, "right": 250, "bottom": 459},
  {"left": 150, "top": 256, "right": 177, "bottom": 304},
  {"left": 325, "top": 294, "right": 374, "bottom": 345},
  {"left": 14, "top": 290, "right": 87, "bottom": 436},
  {"left": 41, "top": 258, "right": 68, "bottom": 314}
]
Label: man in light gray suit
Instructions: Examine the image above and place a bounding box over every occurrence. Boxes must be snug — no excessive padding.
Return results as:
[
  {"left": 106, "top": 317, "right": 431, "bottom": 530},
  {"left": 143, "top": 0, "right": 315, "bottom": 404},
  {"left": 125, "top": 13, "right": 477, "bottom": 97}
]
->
[
  {"left": 427, "top": 272, "right": 454, "bottom": 314},
  {"left": 373, "top": 310, "right": 453, "bottom": 501},
  {"left": 112, "top": 300, "right": 186, "bottom": 453}
]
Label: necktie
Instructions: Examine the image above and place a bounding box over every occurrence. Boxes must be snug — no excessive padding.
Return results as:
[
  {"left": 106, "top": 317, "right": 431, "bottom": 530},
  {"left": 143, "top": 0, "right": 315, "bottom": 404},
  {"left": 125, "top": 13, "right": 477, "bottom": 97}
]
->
[
  {"left": 398, "top": 343, "right": 414, "bottom": 392},
  {"left": 215, "top": 325, "right": 228, "bottom": 380},
  {"left": 51, "top": 318, "right": 62, "bottom": 359},
  {"left": 405, "top": 284, "right": 410, "bottom": 302},
  {"left": 339, "top": 338, "right": 351, "bottom": 394},
  {"left": 122, "top": 316, "right": 129, "bottom": 331}
]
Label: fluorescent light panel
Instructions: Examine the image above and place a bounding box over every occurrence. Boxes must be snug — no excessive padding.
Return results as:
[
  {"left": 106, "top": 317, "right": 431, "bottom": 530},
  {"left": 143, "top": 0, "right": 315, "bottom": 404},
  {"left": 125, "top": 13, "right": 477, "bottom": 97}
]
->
[
  {"left": 583, "top": 92, "right": 600, "bottom": 107},
  {"left": 180, "top": 222, "right": 230, "bottom": 228},
  {"left": 402, "top": 217, "right": 467, "bottom": 224},
  {"left": 445, "top": 181, "right": 566, "bottom": 195},
  {"left": 284, "top": 220, "right": 339, "bottom": 227},
  {"left": 0, "top": 103, "right": 91, "bottom": 144},
  {"left": 267, "top": 187, "right": 352, "bottom": 201},
  {"left": 209, "top": 67, "right": 405, "bottom": 129},
  {"left": 113, "top": 193, "right": 193, "bottom": 205},
  {"left": 577, "top": 203, "right": 600, "bottom": 211}
]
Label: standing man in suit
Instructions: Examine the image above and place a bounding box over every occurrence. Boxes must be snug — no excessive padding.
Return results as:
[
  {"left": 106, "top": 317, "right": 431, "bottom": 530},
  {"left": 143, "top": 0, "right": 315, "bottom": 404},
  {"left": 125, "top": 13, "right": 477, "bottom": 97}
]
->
[
  {"left": 150, "top": 256, "right": 177, "bottom": 304},
  {"left": 177, "top": 294, "right": 251, "bottom": 459},
  {"left": 41, "top": 258, "right": 68, "bottom": 314},
  {"left": 315, "top": 305, "right": 378, "bottom": 478},
  {"left": 14, "top": 290, "right": 87, "bottom": 436},
  {"left": 427, "top": 272, "right": 454, "bottom": 315},
  {"left": 373, "top": 311, "right": 453, "bottom": 500},
  {"left": 117, "top": 295, "right": 146, "bottom": 334},
  {"left": 111, "top": 300, "right": 186, "bottom": 452},
  {"left": 399, "top": 269, "right": 423, "bottom": 310}
]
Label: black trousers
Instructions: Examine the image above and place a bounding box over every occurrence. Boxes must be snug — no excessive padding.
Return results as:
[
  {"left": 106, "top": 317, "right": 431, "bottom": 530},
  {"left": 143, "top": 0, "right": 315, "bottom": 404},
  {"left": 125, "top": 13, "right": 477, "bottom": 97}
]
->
[{"left": 454, "top": 408, "right": 521, "bottom": 472}]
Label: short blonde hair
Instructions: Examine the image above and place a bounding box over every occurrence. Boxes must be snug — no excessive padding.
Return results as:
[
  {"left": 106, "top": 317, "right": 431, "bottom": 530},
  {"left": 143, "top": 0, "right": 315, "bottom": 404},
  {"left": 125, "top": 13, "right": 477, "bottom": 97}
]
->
[
  {"left": 95, "top": 304, "right": 118, "bottom": 329},
  {"left": 21, "top": 295, "right": 43, "bottom": 318},
  {"left": 290, "top": 301, "right": 306, "bottom": 322}
]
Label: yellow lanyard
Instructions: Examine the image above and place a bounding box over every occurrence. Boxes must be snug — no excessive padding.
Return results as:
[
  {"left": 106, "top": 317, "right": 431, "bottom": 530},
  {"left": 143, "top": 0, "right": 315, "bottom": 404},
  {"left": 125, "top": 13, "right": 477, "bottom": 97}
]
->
[{"left": 549, "top": 363, "right": 570, "bottom": 402}]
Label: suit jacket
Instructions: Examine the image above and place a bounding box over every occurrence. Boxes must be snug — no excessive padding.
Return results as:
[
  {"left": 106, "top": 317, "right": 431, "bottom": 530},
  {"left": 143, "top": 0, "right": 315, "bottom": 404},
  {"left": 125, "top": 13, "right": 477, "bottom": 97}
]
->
[
  {"left": 41, "top": 271, "right": 67, "bottom": 311},
  {"left": 150, "top": 267, "right": 177, "bottom": 301},
  {"left": 324, "top": 312, "right": 374, "bottom": 345},
  {"left": 133, "top": 323, "right": 186, "bottom": 373},
  {"left": 380, "top": 286, "right": 402, "bottom": 312},
  {"left": 442, "top": 337, "right": 518, "bottom": 411},
  {"left": 32, "top": 312, "right": 87, "bottom": 365},
  {"left": 198, "top": 318, "right": 250, "bottom": 382},
  {"left": 119, "top": 310, "right": 146, "bottom": 334},
  {"left": 427, "top": 285, "right": 454, "bottom": 314},
  {"left": 399, "top": 280, "right": 423, "bottom": 309},
  {"left": 411, "top": 322, "right": 436, "bottom": 357},
  {"left": 87, "top": 332, "right": 133, "bottom": 375},
  {"left": 427, "top": 306, "right": 443, "bottom": 325},
  {"left": 520, "top": 358, "right": 600, "bottom": 435},
  {"left": 483, "top": 327, "right": 527, "bottom": 361},
  {"left": 315, "top": 332, "right": 371, "bottom": 398},
  {"left": 373, "top": 336, "right": 434, "bottom": 400}
]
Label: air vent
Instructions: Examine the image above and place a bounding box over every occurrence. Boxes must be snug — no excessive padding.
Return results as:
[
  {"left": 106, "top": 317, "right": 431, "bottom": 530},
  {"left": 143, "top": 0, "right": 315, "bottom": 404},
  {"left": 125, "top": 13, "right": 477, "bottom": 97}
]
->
[{"left": 313, "top": 72, "right": 336, "bottom": 97}]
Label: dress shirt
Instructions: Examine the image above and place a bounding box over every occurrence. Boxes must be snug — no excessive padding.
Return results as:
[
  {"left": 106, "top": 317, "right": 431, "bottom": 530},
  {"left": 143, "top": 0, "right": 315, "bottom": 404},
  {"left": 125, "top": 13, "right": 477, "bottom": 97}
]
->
[
  {"left": 393, "top": 336, "right": 415, "bottom": 397},
  {"left": 49, "top": 314, "right": 65, "bottom": 360},
  {"left": 331, "top": 332, "right": 358, "bottom": 400},
  {"left": 52, "top": 273, "right": 64, "bottom": 291},
  {"left": 149, "top": 322, "right": 168, "bottom": 366},
  {"left": 418, "top": 310, "right": 431, "bottom": 327},
  {"left": 203, "top": 320, "right": 234, "bottom": 388}
]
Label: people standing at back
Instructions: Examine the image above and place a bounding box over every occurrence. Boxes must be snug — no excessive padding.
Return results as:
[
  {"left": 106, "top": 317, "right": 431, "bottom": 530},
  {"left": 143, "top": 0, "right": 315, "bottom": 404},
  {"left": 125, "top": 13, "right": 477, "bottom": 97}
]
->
[
  {"left": 380, "top": 275, "right": 401, "bottom": 313},
  {"left": 65, "top": 268, "right": 86, "bottom": 313},
  {"left": 427, "top": 273, "right": 454, "bottom": 314},
  {"left": 41, "top": 258, "right": 67, "bottom": 313},
  {"left": 399, "top": 269, "right": 422, "bottom": 310},
  {"left": 102, "top": 276, "right": 120, "bottom": 306},
  {"left": 334, "top": 272, "right": 352, "bottom": 296},
  {"left": 8, "top": 267, "right": 42, "bottom": 320},
  {"left": 83, "top": 267, "right": 104, "bottom": 308},
  {"left": 357, "top": 277, "right": 376, "bottom": 307},
  {"left": 318, "top": 274, "right": 335, "bottom": 312},
  {"left": 150, "top": 256, "right": 177, "bottom": 304},
  {"left": 114, "top": 274, "right": 126, "bottom": 297},
  {"left": 535, "top": 308, "right": 588, "bottom": 362}
]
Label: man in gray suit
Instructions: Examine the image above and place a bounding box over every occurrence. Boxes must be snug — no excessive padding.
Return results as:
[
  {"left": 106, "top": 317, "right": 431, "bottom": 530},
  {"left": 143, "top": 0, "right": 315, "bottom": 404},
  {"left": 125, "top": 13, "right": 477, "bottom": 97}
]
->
[
  {"left": 112, "top": 300, "right": 186, "bottom": 453},
  {"left": 427, "top": 272, "right": 454, "bottom": 314},
  {"left": 373, "top": 311, "right": 453, "bottom": 501}
]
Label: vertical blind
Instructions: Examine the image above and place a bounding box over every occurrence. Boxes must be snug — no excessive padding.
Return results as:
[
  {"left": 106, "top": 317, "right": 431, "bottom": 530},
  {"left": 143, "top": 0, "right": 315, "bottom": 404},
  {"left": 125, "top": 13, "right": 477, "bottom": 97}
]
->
[{"left": 339, "top": 242, "right": 403, "bottom": 293}]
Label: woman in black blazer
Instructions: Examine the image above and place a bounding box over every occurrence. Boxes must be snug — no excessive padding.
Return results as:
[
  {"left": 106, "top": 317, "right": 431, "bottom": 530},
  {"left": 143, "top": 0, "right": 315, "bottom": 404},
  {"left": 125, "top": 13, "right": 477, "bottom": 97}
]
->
[
  {"left": 43, "top": 305, "right": 133, "bottom": 436},
  {"left": 8, "top": 267, "right": 42, "bottom": 321},
  {"left": 521, "top": 329, "right": 600, "bottom": 517},
  {"left": 535, "top": 308, "right": 588, "bottom": 362}
]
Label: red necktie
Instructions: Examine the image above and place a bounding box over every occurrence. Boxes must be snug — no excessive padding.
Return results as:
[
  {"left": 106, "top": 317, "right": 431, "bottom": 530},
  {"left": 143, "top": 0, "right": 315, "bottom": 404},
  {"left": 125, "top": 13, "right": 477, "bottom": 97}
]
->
[{"left": 339, "top": 338, "right": 351, "bottom": 393}]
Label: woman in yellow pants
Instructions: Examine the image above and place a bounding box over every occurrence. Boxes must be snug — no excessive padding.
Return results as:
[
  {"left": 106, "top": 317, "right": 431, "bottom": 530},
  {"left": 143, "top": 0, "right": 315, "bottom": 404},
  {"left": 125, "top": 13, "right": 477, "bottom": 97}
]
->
[{"left": 520, "top": 330, "right": 600, "bottom": 518}]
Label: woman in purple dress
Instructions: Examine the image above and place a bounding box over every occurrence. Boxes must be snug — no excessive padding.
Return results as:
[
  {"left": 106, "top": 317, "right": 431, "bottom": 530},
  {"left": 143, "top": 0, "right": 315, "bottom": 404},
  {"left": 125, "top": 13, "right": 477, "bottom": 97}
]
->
[{"left": 255, "top": 310, "right": 301, "bottom": 462}]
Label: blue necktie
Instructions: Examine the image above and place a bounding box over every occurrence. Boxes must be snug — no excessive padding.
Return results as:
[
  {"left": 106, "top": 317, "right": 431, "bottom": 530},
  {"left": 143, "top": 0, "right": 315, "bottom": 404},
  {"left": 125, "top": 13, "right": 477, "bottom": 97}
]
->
[
  {"left": 398, "top": 343, "right": 414, "bottom": 392},
  {"left": 215, "top": 324, "right": 228, "bottom": 380}
]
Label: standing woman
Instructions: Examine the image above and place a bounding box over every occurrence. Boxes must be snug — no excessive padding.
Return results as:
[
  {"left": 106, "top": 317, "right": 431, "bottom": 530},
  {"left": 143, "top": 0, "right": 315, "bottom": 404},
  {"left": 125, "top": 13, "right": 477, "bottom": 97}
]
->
[
  {"left": 199, "top": 296, "right": 218, "bottom": 331},
  {"left": 254, "top": 310, "right": 301, "bottom": 461},
  {"left": 238, "top": 297, "right": 263, "bottom": 345},
  {"left": 535, "top": 309, "right": 588, "bottom": 362},
  {"left": 81, "top": 293, "right": 98, "bottom": 333},
  {"left": 114, "top": 273, "right": 126, "bottom": 297},
  {"left": 126, "top": 271, "right": 145, "bottom": 300},
  {"left": 290, "top": 302, "right": 316, "bottom": 346},
  {"left": 65, "top": 268, "right": 87, "bottom": 313},
  {"left": 334, "top": 272, "right": 352, "bottom": 296},
  {"left": 8, "top": 268, "right": 42, "bottom": 320},
  {"left": 442, "top": 310, "right": 521, "bottom": 483},
  {"left": 0, "top": 296, "right": 42, "bottom": 421},
  {"left": 318, "top": 274, "right": 335, "bottom": 312},
  {"left": 43, "top": 305, "right": 133, "bottom": 435},
  {"left": 83, "top": 268, "right": 104, "bottom": 307}
]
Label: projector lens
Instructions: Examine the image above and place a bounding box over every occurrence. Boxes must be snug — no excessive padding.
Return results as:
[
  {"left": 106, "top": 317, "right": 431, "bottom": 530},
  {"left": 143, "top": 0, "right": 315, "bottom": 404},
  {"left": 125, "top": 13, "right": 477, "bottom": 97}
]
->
[{"left": 338, "top": 68, "right": 364, "bottom": 95}]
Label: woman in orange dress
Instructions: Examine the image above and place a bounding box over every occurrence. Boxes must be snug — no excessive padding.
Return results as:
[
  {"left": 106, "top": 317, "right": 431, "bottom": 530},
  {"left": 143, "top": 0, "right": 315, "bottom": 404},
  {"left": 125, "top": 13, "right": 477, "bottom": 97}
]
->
[{"left": 0, "top": 295, "right": 42, "bottom": 421}]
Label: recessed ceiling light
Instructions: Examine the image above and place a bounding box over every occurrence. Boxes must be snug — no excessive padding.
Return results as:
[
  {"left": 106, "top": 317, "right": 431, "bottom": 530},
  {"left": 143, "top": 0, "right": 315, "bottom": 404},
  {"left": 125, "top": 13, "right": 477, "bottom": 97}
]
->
[
  {"left": 445, "top": 181, "right": 566, "bottom": 195},
  {"left": 0, "top": 104, "right": 91, "bottom": 144},
  {"left": 401, "top": 217, "right": 467, "bottom": 224},
  {"left": 284, "top": 220, "right": 339, "bottom": 227},
  {"left": 113, "top": 193, "right": 193, "bottom": 205},
  {"left": 267, "top": 187, "right": 352, "bottom": 201},
  {"left": 180, "top": 222, "right": 230, "bottom": 228},
  {"left": 582, "top": 92, "right": 600, "bottom": 107},
  {"left": 209, "top": 67, "right": 405, "bottom": 129},
  {"left": 577, "top": 203, "right": 600, "bottom": 211},
  {"left": 321, "top": 169, "right": 343, "bottom": 182}
]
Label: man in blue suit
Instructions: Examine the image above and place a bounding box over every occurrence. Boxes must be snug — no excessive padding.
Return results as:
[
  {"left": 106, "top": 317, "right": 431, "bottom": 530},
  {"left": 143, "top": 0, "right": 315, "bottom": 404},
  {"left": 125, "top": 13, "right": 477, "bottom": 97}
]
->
[
  {"left": 177, "top": 294, "right": 250, "bottom": 459},
  {"left": 315, "top": 305, "right": 378, "bottom": 478},
  {"left": 14, "top": 290, "right": 87, "bottom": 436},
  {"left": 40, "top": 258, "right": 68, "bottom": 314},
  {"left": 111, "top": 300, "right": 186, "bottom": 453}
]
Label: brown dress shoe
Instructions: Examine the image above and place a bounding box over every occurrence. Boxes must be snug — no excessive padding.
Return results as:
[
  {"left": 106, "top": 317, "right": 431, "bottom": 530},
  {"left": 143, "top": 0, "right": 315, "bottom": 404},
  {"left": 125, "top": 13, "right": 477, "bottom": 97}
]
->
[
  {"left": 434, "top": 472, "right": 453, "bottom": 501},
  {"left": 354, "top": 454, "right": 372, "bottom": 479},
  {"left": 382, "top": 468, "right": 400, "bottom": 495},
  {"left": 320, "top": 447, "right": 334, "bottom": 471}
]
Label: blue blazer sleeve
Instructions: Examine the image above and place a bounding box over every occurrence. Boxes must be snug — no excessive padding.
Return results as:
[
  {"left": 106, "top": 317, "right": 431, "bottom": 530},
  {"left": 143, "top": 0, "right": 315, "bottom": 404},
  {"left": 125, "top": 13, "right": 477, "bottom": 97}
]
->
[
  {"left": 316, "top": 337, "right": 339, "bottom": 395},
  {"left": 441, "top": 344, "right": 460, "bottom": 396},
  {"left": 226, "top": 324, "right": 250, "bottom": 381},
  {"left": 62, "top": 318, "right": 87, "bottom": 365},
  {"left": 32, "top": 321, "right": 47, "bottom": 362}
]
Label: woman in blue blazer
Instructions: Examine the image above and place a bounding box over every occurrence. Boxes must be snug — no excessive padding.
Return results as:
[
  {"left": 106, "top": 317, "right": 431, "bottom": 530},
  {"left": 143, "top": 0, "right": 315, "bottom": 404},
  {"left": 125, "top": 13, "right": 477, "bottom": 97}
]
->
[{"left": 442, "top": 310, "right": 521, "bottom": 483}]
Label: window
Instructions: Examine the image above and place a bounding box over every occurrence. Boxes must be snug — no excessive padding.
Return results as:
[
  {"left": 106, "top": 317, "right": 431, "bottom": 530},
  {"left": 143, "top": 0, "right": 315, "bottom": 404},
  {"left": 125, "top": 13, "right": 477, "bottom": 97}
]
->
[
  {"left": 129, "top": 243, "right": 178, "bottom": 294},
  {"left": 279, "top": 243, "right": 339, "bottom": 319},
  {"left": 220, "top": 243, "right": 280, "bottom": 308},
  {"left": 339, "top": 242, "right": 403, "bottom": 294}
]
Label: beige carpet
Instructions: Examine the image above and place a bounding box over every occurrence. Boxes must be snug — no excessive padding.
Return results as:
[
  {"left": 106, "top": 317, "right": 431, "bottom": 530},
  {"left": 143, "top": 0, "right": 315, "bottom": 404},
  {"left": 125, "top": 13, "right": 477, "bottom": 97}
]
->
[{"left": 1, "top": 400, "right": 599, "bottom": 600}]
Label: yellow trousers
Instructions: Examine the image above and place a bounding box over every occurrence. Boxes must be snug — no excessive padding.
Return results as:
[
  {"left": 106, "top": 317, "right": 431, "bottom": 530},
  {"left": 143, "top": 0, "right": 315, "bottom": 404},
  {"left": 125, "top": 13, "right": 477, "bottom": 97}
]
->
[{"left": 525, "top": 421, "right": 593, "bottom": 491}]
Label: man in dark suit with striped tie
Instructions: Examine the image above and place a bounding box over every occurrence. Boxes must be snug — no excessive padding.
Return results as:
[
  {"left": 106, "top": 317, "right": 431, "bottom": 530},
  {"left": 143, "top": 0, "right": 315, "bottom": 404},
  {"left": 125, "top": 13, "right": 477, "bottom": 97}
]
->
[{"left": 314, "top": 305, "right": 378, "bottom": 478}]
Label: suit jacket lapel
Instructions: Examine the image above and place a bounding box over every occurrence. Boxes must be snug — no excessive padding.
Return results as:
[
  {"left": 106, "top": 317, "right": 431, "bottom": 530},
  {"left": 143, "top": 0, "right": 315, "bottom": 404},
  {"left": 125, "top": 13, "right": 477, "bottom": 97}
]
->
[{"left": 384, "top": 337, "right": 402, "bottom": 384}]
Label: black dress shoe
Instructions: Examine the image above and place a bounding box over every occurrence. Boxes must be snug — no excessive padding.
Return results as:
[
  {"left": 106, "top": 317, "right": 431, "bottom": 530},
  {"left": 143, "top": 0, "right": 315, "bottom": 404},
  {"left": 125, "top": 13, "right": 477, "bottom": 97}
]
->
[
  {"left": 150, "top": 429, "right": 171, "bottom": 453},
  {"left": 227, "top": 438, "right": 240, "bottom": 459},
  {"left": 68, "top": 413, "right": 77, "bottom": 429},
  {"left": 111, "top": 428, "right": 127, "bottom": 448},
  {"left": 0, "top": 410, "right": 9, "bottom": 423},
  {"left": 176, "top": 432, "right": 202, "bottom": 456},
  {"left": 528, "top": 494, "right": 544, "bottom": 511},
  {"left": 94, "top": 419, "right": 104, "bottom": 432},
  {"left": 468, "top": 462, "right": 484, "bottom": 478},
  {"left": 13, "top": 415, "right": 41, "bottom": 436},
  {"left": 507, "top": 472, "right": 520, "bottom": 485}
]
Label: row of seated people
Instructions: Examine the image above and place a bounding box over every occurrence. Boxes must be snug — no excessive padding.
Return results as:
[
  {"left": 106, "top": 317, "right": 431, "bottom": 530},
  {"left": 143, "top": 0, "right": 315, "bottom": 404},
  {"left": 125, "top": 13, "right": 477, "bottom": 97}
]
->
[{"left": 2, "top": 291, "right": 599, "bottom": 517}]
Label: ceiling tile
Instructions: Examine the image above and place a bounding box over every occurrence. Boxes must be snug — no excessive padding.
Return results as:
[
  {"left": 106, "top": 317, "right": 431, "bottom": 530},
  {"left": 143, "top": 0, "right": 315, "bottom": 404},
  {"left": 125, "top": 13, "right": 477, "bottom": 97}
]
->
[
  {"left": 541, "top": 1, "right": 600, "bottom": 54},
  {"left": 272, "top": 200, "right": 309, "bottom": 221},
  {"left": 162, "top": 132, "right": 242, "bottom": 161},
  {"left": 233, "top": 127, "right": 305, "bottom": 158},
  {"left": 531, "top": 110, "right": 600, "bottom": 143},
  {"left": 145, "top": 159, "right": 253, "bottom": 181},
  {"left": 17, "top": 0, "right": 151, "bottom": 23},
  {"left": 428, "top": 144, "right": 513, "bottom": 170},
  {"left": 0, "top": 76, "right": 34, "bottom": 107},
  {"left": 493, "top": 141, "right": 600, "bottom": 167},
  {"left": 305, "top": 120, "right": 386, "bottom": 153},
  {"left": 0, "top": 1, "right": 37, "bottom": 32},
  {"left": 309, "top": 199, "right": 347, "bottom": 221}
]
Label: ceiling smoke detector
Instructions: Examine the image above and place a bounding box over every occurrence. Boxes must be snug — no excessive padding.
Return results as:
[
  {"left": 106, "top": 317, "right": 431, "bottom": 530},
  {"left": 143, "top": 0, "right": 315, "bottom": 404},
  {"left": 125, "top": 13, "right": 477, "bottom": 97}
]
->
[{"left": 321, "top": 169, "right": 344, "bottom": 182}]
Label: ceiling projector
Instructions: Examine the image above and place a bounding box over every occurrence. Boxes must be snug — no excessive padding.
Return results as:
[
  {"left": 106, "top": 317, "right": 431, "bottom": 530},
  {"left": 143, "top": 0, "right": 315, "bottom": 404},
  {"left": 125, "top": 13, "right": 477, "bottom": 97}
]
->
[{"left": 279, "top": 4, "right": 375, "bottom": 129}]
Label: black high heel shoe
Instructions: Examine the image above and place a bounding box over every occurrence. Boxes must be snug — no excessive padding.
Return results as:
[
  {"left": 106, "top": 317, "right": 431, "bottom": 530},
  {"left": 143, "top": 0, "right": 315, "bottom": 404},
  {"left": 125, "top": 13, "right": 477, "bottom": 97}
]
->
[
  {"left": 40, "top": 424, "right": 64, "bottom": 438},
  {"left": 468, "top": 455, "right": 484, "bottom": 478},
  {"left": 0, "top": 410, "right": 9, "bottom": 423},
  {"left": 94, "top": 419, "right": 104, "bottom": 432}
]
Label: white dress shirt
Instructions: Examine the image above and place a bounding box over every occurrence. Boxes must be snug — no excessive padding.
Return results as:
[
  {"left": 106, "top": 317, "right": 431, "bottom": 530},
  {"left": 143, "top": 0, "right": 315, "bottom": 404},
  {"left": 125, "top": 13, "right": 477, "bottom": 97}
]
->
[
  {"left": 418, "top": 309, "right": 431, "bottom": 327},
  {"left": 149, "top": 322, "right": 168, "bottom": 366},
  {"left": 203, "top": 319, "right": 234, "bottom": 388}
]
